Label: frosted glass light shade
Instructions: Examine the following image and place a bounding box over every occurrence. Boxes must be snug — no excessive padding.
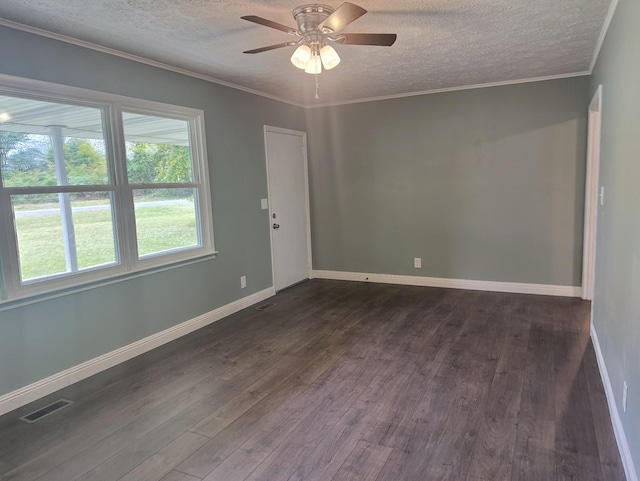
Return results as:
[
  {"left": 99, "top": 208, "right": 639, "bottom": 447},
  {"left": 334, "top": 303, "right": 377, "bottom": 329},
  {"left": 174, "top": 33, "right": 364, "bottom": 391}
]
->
[
  {"left": 320, "top": 45, "right": 340, "bottom": 70},
  {"left": 304, "top": 55, "right": 322, "bottom": 74},
  {"left": 291, "top": 45, "right": 312, "bottom": 69}
]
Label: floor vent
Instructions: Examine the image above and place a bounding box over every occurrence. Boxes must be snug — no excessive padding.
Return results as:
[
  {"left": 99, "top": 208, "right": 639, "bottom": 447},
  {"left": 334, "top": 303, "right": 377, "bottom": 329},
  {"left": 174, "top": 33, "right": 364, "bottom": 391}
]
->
[
  {"left": 19, "top": 399, "right": 73, "bottom": 423},
  {"left": 255, "top": 302, "right": 277, "bottom": 311}
]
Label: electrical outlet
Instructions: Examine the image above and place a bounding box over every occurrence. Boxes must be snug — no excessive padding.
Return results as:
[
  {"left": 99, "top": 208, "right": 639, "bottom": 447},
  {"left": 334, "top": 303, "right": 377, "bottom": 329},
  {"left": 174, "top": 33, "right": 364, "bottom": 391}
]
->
[
  {"left": 240, "top": 276, "right": 247, "bottom": 289},
  {"left": 623, "top": 381, "right": 628, "bottom": 412},
  {"left": 600, "top": 186, "right": 605, "bottom": 206},
  {"left": 261, "top": 198, "right": 269, "bottom": 210},
  {"left": 414, "top": 257, "right": 422, "bottom": 269}
]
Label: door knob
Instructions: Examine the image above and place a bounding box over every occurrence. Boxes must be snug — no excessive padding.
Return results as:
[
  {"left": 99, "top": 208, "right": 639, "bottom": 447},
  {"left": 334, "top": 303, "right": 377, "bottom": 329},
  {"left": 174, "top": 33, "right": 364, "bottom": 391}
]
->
[{"left": 273, "top": 223, "right": 280, "bottom": 229}]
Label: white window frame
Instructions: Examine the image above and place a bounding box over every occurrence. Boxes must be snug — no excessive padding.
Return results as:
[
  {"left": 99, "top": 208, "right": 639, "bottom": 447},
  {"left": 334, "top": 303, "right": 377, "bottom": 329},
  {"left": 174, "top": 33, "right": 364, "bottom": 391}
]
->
[{"left": 0, "top": 74, "right": 216, "bottom": 304}]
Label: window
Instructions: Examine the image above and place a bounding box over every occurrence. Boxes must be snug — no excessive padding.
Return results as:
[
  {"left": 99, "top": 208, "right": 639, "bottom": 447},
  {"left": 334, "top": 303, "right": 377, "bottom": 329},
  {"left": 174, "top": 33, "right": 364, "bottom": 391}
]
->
[
  {"left": 0, "top": 80, "right": 214, "bottom": 302},
  {"left": 122, "top": 111, "right": 202, "bottom": 258}
]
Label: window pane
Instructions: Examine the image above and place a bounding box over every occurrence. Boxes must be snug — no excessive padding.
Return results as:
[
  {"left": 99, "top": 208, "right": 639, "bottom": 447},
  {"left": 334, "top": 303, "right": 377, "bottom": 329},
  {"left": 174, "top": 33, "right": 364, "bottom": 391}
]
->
[
  {"left": 0, "top": 95, "right": 108, "bottom": 187},
  {"left": 12, "top": 192, "right": 117, "bottom": 282},
  {"left": 133, "top": 188, "right": 199, "bottom": 258},
  {"left": 71, "top": 194, "right": 118, "bottom": 270},
  {"left": 122, "top": 112, "right": 193, "bottom": 184}
]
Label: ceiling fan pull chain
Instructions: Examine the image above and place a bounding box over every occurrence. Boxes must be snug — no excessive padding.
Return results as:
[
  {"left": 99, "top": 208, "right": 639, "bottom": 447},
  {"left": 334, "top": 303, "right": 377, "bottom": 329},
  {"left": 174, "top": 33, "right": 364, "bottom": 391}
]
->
[{"left": 315, "top": 73, "right": 320, "bottom": 99}]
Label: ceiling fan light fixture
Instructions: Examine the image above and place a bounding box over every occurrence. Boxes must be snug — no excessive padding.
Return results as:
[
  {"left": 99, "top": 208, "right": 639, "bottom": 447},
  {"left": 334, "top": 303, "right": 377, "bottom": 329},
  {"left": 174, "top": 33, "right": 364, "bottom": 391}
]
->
[
  {"left": 304, "top": 54, "right": 322, "bottom": 74},
  {"left": 243, "top": 2, "right": 396, "bottom": 91},
  {"left": 320, "top": 44, "right": 340, "bottom": 70},
  {"left": 291, "top": 44, "right": 312, "bottom": 69}
]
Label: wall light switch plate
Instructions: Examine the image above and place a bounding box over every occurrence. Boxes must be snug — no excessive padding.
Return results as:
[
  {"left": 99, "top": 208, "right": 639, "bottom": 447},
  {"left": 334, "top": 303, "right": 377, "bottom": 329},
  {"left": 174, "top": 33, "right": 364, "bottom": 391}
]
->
[
  {"left": 261, "top": 199, "right": 269, "bottom": 210},
  {"left": 414, "top": 258, "right": 422, "bottom": 269},
  {"left": 623, "top": 381, "right": 628, "bottom": 412}
]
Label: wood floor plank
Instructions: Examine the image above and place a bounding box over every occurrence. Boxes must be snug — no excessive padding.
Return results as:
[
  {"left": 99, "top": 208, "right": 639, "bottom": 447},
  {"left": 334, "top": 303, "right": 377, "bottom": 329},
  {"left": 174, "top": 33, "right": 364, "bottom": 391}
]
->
[
  {"left": 511, "top": 442, "right": 556, "bottom": 481},
  {"left": 556, "top": 451, "right": 605, "bottom": 481},
  {"left": 177, "top": 379, "right": 339, "bottom": 479},
  {"left": 373, "top": 448, "right": 411, "bottom": 481},
  {"left": 117, "top": 432, "right": 209, "bottom": 481},
  {"left": 242, "top": 381, "right": 366, "bottom": 481},
  {"left": 199, "top": 380, "right": 344, "bottom": 481},
  {"left": 330, "top": 441, "right": 392, "bottom": 481},
  {"left": 285, "top": 407, "right": 368, "bottom": 481},
  {"left": 36, "top": 396, "right": 213, "bottom": 481},
  {"left": 187, "top": 356, "right": 300, "bottom": 439},
  {"left": 73, "top": 402, "right": 215, "bottom": 481},
  {"left": 158, "top": 471, "right": 202, "bottom": 481},
  {"left": 414, "top": 380, "right": 488, "bottom": 480}
]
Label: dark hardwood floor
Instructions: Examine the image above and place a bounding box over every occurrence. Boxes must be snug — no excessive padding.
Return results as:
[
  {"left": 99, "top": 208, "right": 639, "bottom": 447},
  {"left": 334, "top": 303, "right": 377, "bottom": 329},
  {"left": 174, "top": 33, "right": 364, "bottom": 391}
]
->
[{"left": 0, "top": 280, "right": 627, "bottom": 481}]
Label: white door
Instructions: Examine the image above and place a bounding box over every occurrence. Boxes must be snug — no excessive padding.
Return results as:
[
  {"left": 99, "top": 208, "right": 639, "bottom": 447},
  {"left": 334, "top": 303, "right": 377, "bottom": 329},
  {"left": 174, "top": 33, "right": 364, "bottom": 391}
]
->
[{"left": 264, "top": 126, "right": 311, "bottom": 291}]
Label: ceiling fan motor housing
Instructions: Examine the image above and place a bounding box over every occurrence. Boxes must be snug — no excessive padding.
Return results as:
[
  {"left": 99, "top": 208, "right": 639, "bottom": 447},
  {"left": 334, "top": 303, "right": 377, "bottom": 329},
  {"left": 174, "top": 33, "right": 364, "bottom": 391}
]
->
[{"left": 293, "top": 4, "right": 336, "bottom": 35}]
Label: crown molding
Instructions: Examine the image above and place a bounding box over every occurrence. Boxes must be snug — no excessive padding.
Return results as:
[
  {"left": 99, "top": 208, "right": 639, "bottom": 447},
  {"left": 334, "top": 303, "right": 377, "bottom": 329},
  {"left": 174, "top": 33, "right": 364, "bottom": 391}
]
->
[
  {"left": 0, "top": 17, "right": 593, "bottom": 110},
  {"left": 304, "top": 71, "right": 592, "bottom": 108},
  {"left": 589, "top": 0, "right": 621, "bottom": 73},
  {"left": 0, "top": 18, "right": 306, "bottom": 109}
]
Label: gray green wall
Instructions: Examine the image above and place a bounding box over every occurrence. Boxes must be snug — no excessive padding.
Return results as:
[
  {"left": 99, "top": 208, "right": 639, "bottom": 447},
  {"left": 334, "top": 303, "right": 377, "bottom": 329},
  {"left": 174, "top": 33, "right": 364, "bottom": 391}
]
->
[
  {"left": 306, "top": 78, "right": 589, "bottom": 286},
  {"left": 0, "top": 25, "right": 305, "bottom": 397},
  {"left": 590, "top": 0, "right": 640, "bottom": 472}
]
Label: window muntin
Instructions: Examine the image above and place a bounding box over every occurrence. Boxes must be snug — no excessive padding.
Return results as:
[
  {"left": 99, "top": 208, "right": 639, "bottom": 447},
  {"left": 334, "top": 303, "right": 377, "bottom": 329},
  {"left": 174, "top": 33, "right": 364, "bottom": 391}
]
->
[{"left": 0, "top": 83, "right": 214, "bottom": 303}]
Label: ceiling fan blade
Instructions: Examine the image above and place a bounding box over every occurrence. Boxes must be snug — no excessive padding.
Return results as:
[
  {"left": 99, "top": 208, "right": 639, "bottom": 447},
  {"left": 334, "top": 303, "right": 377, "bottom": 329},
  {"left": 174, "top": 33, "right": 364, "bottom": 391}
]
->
[
  {"left": 319, "top": 2, "right": 367, "bottom": 33},
  {"left": 241, "top": 15, "right": 297, "bottom": 34},
  {"left": 335, "top": 33, "right": 397, "bottom": 46},
  {"left": 243, "top": 42, "right": 298, "bottom": 54}
]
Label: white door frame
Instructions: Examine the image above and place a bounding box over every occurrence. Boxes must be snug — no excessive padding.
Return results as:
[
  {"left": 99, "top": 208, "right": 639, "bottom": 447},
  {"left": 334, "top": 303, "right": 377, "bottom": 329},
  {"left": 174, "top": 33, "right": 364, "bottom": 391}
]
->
[
  {"left": 581, "top": 85, "right": 602, "bottom": 301},
  {"left": 263, "top": 125, "right": 313, "bottom": 290}
]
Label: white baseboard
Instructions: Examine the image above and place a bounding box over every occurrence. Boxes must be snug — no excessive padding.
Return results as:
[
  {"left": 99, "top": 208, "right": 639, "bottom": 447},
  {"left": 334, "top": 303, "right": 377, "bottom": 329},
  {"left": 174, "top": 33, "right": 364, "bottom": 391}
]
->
[
  {"left": 0, "top": 287, "right": 275, "bottom": 417},
  {"left": 312, "top": 270, "right": 581, "bottom": 297},
  {"left": 590, "top": 324, "right": 638, "bottom": 481}
]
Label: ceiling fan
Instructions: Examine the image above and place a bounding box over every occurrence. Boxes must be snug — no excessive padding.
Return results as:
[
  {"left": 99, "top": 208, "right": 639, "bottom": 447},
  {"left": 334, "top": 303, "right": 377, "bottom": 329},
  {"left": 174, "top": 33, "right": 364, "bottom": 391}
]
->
[{"left": 241, "top": 2, "right": 397, "bottom": 75}]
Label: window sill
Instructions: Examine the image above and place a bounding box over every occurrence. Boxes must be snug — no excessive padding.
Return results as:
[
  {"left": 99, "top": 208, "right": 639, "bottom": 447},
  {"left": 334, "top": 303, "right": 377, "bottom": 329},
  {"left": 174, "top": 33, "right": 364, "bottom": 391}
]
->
[{"left": 0, "top": 251, "right": 218, "bottom": 313}]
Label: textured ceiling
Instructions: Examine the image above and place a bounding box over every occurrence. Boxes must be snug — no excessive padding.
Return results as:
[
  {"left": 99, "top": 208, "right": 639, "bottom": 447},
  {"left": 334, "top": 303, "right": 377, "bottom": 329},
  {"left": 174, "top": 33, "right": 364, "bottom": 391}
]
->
[{"left": 0, "top": 0, "right": 611, "bottom": 106}]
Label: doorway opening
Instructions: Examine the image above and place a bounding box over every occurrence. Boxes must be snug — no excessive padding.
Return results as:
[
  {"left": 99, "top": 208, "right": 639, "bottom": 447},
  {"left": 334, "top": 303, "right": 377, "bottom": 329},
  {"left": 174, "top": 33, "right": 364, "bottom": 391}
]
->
[{"left": 582, "top": 85, "right": 602, "bottom": 301}]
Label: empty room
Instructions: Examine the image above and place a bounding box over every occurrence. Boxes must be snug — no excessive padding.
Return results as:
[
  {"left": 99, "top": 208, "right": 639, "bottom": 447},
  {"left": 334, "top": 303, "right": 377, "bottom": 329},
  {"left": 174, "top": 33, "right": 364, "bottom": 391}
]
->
[{"left": 0, "top": 0, "right": 638, "bottom": 480}]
